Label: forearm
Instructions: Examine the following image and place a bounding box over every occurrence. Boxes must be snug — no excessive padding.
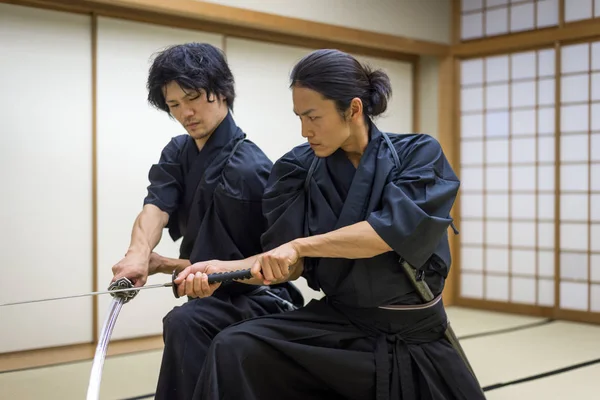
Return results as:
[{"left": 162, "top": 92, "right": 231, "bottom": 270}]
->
[
  {"left": 127, "top": 204, "right": 169, "bottom": 259},
  {"left": 293, "top": 221, "right": 392, "bottom": 259},
  {"left": 156, "top": 256, "right": 191, "bottom": 275}
]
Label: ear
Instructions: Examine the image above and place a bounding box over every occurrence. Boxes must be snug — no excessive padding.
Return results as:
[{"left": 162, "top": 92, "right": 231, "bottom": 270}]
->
[{"left": 349, "top": 98, "right": 363, "bottom": 121}]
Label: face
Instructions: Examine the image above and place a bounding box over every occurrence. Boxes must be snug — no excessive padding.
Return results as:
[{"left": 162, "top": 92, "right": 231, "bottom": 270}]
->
[
  {"left": 292, "top": 86, "right": 361, "bottom": 157},
  {"left": 163, "top": 81, "right": 228, "bottom": 142}
]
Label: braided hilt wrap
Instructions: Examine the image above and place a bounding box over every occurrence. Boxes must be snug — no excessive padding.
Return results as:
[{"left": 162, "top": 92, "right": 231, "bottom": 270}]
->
[
  {"left": 171, "top": 268, "right": 254, "bottom": 298},
  {"left": 108, "top": 277, "right": 138, "bottom": 304}
]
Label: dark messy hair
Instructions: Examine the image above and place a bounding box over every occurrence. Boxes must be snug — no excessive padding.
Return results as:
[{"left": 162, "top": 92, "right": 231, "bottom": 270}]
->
[
  {"left": 290, "top": 49, "right": 392, "bottom": 119},
  {"left": 147, "top": 42, "right": 235, "bottom": 113}
]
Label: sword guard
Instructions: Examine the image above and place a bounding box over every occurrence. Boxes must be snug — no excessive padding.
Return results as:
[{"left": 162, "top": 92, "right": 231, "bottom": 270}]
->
[{"left": 108, "top": 277, "right": 138, "bottom": 303}]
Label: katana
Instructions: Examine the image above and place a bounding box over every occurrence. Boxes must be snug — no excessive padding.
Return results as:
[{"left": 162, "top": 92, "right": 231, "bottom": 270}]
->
[
  {"left": 0, "top": 268, "right": 254, "bottom": 400},
  {"left": 0, "top": 269, "right": 254, "bottom": 307}
]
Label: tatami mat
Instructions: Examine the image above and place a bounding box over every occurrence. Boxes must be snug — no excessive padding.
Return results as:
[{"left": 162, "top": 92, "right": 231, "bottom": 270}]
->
[{"left": 1, "top": 307, "right": 599, "bottom": 399}]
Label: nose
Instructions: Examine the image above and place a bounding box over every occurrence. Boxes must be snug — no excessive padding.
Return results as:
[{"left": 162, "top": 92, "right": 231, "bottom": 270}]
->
[
  {"left": 301, "top": 122, "right": 313, "bottom": 139},
  {"left": 181, "top": 105, "right": 194, "bottom": 118}
]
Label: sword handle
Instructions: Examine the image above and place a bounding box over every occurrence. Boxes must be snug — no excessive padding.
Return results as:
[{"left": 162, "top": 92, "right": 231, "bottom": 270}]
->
[{"left": 171, "top": 268, "right": 254, "bottom": 298}]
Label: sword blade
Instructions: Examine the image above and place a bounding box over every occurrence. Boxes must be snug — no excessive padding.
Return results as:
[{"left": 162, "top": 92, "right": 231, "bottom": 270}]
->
[{"left": 0, "top": 282, "right": 172, "bottom": 307}]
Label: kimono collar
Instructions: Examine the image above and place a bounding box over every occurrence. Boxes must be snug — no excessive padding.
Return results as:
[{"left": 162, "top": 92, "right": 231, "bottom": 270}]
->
[{"left": 190, "top": 110, "right": 245, "bottom": 158}]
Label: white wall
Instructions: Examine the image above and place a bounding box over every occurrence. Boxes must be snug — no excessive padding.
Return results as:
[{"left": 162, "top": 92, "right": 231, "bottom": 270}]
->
[
  {"left": 199, "top": 0, "right": 452, "bottom": 44},
  {"left": 0, "top": 4, "right": 94, "bottom": 352},
  {"left": 0, "top": 2, "right": 415, "bottom": 353}
]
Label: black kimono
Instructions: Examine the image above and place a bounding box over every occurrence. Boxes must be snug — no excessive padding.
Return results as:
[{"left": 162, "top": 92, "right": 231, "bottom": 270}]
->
[
  {"left": 144, "top": 112, "right": 303, "bottom": 400},
  {"left": 193, "top": 122, "right": 485, "bottom": 400}
]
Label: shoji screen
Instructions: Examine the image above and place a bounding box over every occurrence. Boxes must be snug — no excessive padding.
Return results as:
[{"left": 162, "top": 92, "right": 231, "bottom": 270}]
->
[
  {"left": 0, "top": 4, "right": 94, "bottom": 352},
  {"left": 95, "top": 17, "right": 223, "bottom": 340},
  {"left": 458, "top": 48, "right": 557, "bottom": 310},
  {"left": 558, "top": 41, "right": 600, "bottom": 313}
]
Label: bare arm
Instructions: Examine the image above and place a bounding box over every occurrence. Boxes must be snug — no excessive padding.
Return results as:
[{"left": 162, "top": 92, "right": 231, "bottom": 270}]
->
[
  {"left": 112, "top": 204, "right": 170, "bottom": 286},
  {"left": 293, "top": 221, "right": 392, "bottom": 260}
]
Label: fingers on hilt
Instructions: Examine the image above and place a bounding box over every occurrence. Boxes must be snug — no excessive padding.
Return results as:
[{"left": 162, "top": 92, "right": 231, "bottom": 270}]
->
[
  {"left": 207, "top": 269, "right": 253, "bottom": 284},
  {"left": 108, "top": 277, "right": 139, "bottom": 303}
]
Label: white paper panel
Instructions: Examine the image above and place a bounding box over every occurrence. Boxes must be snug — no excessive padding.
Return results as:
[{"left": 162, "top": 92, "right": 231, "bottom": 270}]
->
[
  {"left": 486, "top": 7, "right": 509, "bottom": 36},
  {"left": 461, "top": 59, "right": 484, "bottom": 85},
  {"left": 538, "top": 107, "right": 555, "bottom": 134},
  {"left": 486, "top": 111, "right": 510, "bottom": 137},
  {"left": 461, "top": 114, "right": 484, "bottom": 138},
  {"left": 596, "top": 0, "right": 600, "bottom": 16},
  {"left": 592, "top": 103, "right": 600, "bottom": 131},
  {"left": 538, "top": 194, "right": 555, "bottom": 219},
  {"left": 486, "top": 139, "right": 509, "bottom": 164},
  {"left": 592, "top": 73, "right": 600, "bottom": 101},
  {"left": 561, "top": 74, "right": 590, "bottom": 103},
  {"left": 462, "top": 13, "right": 484, "bottom": 40},
  {"left": 538, "top": 136, "right": 555, "bottom": 162},
  {"left": 512, "top": 277, "right": 536, "bottom": 304},
  {"left": 561, "top": 164, "right": 588, "bottom": 191},
  {"left": 512, "top": 165, "right": 536, "bottom": 190},
  {"left": 461, "top": 246, "right": 484, "bottom": 271},
  {"left": 537, "top": 0, "right": 560, "bottom": 28},
  {"left": 486, "top": 56, "right": 510, "bottom": 83},
  {"left": 95, "top": 17, "right": 222, "bottom": 340},
  {"left": 560, "top": 281, "right": 588, "bottom": 310},
  {"left": 593, "top": 164, "right": 600, "bottom": 191},
  {"left": 591, "top": 284, "right": 600, "bottom": 312},
  {"left": 512, "top": 249, "right": 536, "bottom": 275},
  {"left": 538, "top": 165, "right": 555, "bottom": 190},
  {"left": 462, "top": 0, "right": 484, "bottom": 12},
  {"left": 560, "top": 223, "right": 588, "bottom": 250},
  {"left": 511, "top": 51, "right": 536, "bottom": 79},
  {"left": 538, "top": 278, "right": 555, "bottom": 306},
  {"left": 461, "top": 220, "right": 485, "bottom": 244},
  {"left": 592, "top": 134, "right": 600, "bottom": 161},
  {"left": 510, "top": 2, "right": 535, "bottom": 32},
  {"left": 512, "top": 221, "right": 536, "bottom": 247},
  {"left": 486, "top": 275, "right": 509, "bottom": 301},
  {"left": 512, "top": 81, "right": 536, "bottom": 108},
  {"left": 560, "top": 252, "right": 588, "bottom": 280},
  {"left": 561, "top": 105, "right": 589, "bottom": 133},
  {"left": 486, "top": 248, "right": 510, "bottom": 273},
  {"left": 593, "top": 41, "right": 600, "bottom": 70},
  {"left": 461, "top": 194, "right": 484, "bottom": 218},
  {"left": 539, "top": 250, "right": 555, "bottom": 277},
  {"left": 486, "top": 194, "right": 510, "bottom": 218},
  {"left": 0, "top": 4, "right": 93, "bottom": 353},
  {"left": 560, "top": 194, "right": 589, "bottom": 221},
  {"left": 592, "top": 195, "right": 600, "bottom": 222},
  {"left": 591, "top": 254, "right": 600, "bottom": 281},
  {"left": 462, "top": 87, "right": 484, "bottom": 112},
  {"left": 487, "top": 83, "right": 510, "bottom": 109},
  {"left": 461, "top": 167, "right": 484, "bottom": 191},
  {"left": 487, "top": 167, "right": 510, "bottom": 190},
  {"left": 561, "top": 134, "right": 589, "bottom": 162},
  {"left": 511, "top": 194, "right": 536, "bottom": 219},
  {"left": 461, "top": 273, "right": 484, "bottom": 298},
  {"left": 487, "top": 0, "right": 508, "bottom": 6},
  {"left": 538, "top": 78, "right": 555, "bottom": 106},
  {"left": 486, "top": 221, "right": 510, "bottom": 245},
  {"left": 512, "top": 137, "right": 536, "bottom": 163},
  {"left": 538, "top": 222, "right": 555, "bottom": 248},
  {"left": 564, "top": 0, "right": 593, "bottom": 22},
  {"left": 461, "top": 139, "right": 484, "bottom": 164},
  {"left": 512, "top": 109, "right": 536, "bottom": 136},
  {"left": 591, "top": 224, "right": 600, "bottom": 251},
  {"left": 562, "top": 43, "right": 590, "bottom": 74}
]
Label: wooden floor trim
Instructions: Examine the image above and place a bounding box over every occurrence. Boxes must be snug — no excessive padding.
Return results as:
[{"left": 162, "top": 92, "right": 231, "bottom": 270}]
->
[{"left": 0, "top": 335, "right": 164, "bottom": 373}]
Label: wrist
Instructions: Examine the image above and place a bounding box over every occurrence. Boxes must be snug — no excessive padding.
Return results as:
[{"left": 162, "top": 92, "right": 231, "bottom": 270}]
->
[
  {"left": 126, "top": 245, "right": 151, "bottom": 260},
  {"left": 291, "top": 238, "right": 308, "bottom": 260}
]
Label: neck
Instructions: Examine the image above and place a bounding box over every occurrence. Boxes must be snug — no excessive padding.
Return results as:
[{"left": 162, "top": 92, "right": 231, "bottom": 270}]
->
[
  {"left": 194, "top": 109, "right": 228, "bottom": 151},
  {"left": 341, "top": 119, "right": 369, "bottom": 167}
]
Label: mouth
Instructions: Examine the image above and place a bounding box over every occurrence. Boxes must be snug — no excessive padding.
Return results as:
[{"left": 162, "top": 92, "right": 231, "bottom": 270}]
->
[{"left": 186, "top": 122, "right": 200, "bottom": 129}]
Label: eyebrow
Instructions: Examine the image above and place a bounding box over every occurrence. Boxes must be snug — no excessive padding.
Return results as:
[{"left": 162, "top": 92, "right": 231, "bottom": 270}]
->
[{"left": 293, "top": 108, "right": 316, "bottom": 116}]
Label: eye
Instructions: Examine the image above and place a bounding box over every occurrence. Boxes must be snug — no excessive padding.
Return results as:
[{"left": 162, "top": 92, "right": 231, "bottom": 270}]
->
[
  {"left": 168, "top": 103, "right": 179, "bottom": 109},
  {"left": 308, "top": 116, "right": 318, "bottom": 121}
]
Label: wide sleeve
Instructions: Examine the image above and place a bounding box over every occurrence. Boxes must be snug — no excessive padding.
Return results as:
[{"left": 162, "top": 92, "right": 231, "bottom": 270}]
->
[
  {"left": 143, "top": 136, "right": 184, "bottom": 217},
  {"left": 366, "top": 134, "right": 460, "bottom": 269}
]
